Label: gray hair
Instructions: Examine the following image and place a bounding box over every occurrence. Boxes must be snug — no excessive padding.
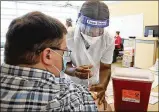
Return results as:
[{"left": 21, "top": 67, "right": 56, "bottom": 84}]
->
[
  {"left": 66, "top": 18, "right": 72, "bottom": 27},
  {"left": 80, "top": 1, "right": 109, "bottom": 20}
]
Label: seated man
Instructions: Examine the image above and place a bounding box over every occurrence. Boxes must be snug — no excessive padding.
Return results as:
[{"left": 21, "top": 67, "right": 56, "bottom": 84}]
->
[{"left": 0, "top": 11, "right": 111, "bottom": 111}]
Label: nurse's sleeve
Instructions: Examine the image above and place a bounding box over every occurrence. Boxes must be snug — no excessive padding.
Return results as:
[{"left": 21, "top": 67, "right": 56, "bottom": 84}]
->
[{"left": 101, "top": 33, "right": 115, "bottom": 64}]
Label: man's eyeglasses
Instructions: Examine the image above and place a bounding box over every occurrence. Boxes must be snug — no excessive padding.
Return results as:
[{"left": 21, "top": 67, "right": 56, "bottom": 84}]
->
[
  {"left": 36, "top": 47, "right": 72, "bottom": 57},
  {"left": 50, "top": 47, "right": 72, "bottom": 57}
]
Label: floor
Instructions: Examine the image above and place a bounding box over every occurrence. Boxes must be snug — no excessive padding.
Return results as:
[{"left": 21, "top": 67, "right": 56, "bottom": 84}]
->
[
  {"left": 111, "top": 62, "right": 122, "bottom": 70},
  {"left": 111, "top": 58, "right": 123, "bottom": 72}
]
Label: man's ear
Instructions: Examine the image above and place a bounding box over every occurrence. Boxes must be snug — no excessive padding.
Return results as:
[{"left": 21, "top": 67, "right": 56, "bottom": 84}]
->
[{"left": 41, "top": 48, "right": 53, "bottom": 65}]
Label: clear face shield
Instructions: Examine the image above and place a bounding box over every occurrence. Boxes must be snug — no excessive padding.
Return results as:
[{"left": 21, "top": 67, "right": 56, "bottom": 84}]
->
[{"left": 77, "top": 13, "right": 109, "bottom": 37}]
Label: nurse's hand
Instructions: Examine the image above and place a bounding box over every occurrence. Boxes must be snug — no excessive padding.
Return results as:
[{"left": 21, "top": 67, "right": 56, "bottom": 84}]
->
[
  {"left": 89, "top": 83, "right": 107, "bottom": 109},
  {"left": 73, "top": 65, "right": 93, "bottom": 79},
  {"left": 90, "top": 91, "right": 112, "bottom": 111}
]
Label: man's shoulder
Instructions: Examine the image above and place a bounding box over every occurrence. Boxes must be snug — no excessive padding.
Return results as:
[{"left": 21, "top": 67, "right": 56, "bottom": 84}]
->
[{"left": 44, "top": 80, "right": 96, "bottom": 111}]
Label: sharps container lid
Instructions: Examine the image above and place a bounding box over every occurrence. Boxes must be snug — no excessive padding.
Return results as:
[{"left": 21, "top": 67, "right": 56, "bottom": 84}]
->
[{"left": 112, "top": 67, "right": 154, "bottom": 82}]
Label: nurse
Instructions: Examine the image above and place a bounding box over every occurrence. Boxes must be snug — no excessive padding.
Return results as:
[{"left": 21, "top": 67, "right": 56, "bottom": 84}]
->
[{"left": 65, "top": 1, "right": 115, "bottom": 106}]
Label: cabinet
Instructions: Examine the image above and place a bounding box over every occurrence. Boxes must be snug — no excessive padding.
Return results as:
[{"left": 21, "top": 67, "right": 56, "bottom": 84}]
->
[{"left": 134, "top": 37, "right": 158, "bottom": 69}]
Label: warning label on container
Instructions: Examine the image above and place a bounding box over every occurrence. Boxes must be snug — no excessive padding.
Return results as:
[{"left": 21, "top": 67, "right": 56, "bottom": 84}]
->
[{"left": 122, "top": 89, "right": 140, "bottom": 103}]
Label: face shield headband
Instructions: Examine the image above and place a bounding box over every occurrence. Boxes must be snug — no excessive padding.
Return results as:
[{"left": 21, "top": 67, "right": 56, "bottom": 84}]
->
[{"left": 78, "top": 13, "right": 109, "bottom": 28}]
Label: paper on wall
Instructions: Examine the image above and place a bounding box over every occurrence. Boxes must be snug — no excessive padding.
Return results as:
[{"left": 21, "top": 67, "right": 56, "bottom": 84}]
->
[
  {"left": 106, "top": 96, "right": 114, "bottom": 104},
  {"left": 149, "top": 96, "right": 159, "bottom": 105},
  {"left": 150, "top": 92, "right": 159, "bottom": 97},
  {"left": 106, "top": 79, "right": 114, "bottom": 97},
  {"left": 107, "top": 79, "right": 113, "bottom": 90},
  {"left": 106, "top": 90, "right": 113, "bottom": 97},
  {"left": 151, "top": 74, "right": 158, "bottom": 89}
]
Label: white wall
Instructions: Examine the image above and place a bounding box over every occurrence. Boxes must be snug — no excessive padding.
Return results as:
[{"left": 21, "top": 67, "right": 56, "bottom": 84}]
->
[
  {"left": 109, "top": 14, "right": 144, "bottom": 39},
  {"left": 1, "top": 1, "right": 79, "bottom": 43}
]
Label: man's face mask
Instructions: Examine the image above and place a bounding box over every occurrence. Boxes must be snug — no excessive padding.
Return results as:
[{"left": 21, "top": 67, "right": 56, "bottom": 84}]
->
[{"left": 51, "top": 48, "right": 71, "bottom": 74}]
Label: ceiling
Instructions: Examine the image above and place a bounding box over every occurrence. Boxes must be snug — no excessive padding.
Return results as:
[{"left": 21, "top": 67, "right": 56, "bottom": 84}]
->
[{"left": 16, "top": 1, "right": 119, "bottom": 8}]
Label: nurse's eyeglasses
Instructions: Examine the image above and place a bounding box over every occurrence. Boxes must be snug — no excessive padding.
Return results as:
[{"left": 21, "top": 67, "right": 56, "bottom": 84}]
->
[{"left": 50, "top": 47, "right": 72, "bottom": 57}]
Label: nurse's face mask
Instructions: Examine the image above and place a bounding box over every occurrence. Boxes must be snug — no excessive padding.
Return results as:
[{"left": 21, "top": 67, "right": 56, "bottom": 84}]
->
[{"left": 78, "top": 13, "right": 109, "bottom": 45}]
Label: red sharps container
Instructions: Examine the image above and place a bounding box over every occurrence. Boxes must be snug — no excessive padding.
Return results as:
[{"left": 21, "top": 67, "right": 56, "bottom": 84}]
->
[{"left": 112, "top": 67, "right": 154, "bottom": 112}]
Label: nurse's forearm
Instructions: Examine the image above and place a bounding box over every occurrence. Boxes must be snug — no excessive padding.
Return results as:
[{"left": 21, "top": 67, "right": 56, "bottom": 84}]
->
[{"left": 99, "top": 63, "right": 111, "bottom": 89}]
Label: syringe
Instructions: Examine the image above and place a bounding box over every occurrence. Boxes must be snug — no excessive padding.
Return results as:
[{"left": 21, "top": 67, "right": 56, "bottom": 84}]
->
[{"left": 87, "top": 66, "right": 89, "bottom": 86}]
